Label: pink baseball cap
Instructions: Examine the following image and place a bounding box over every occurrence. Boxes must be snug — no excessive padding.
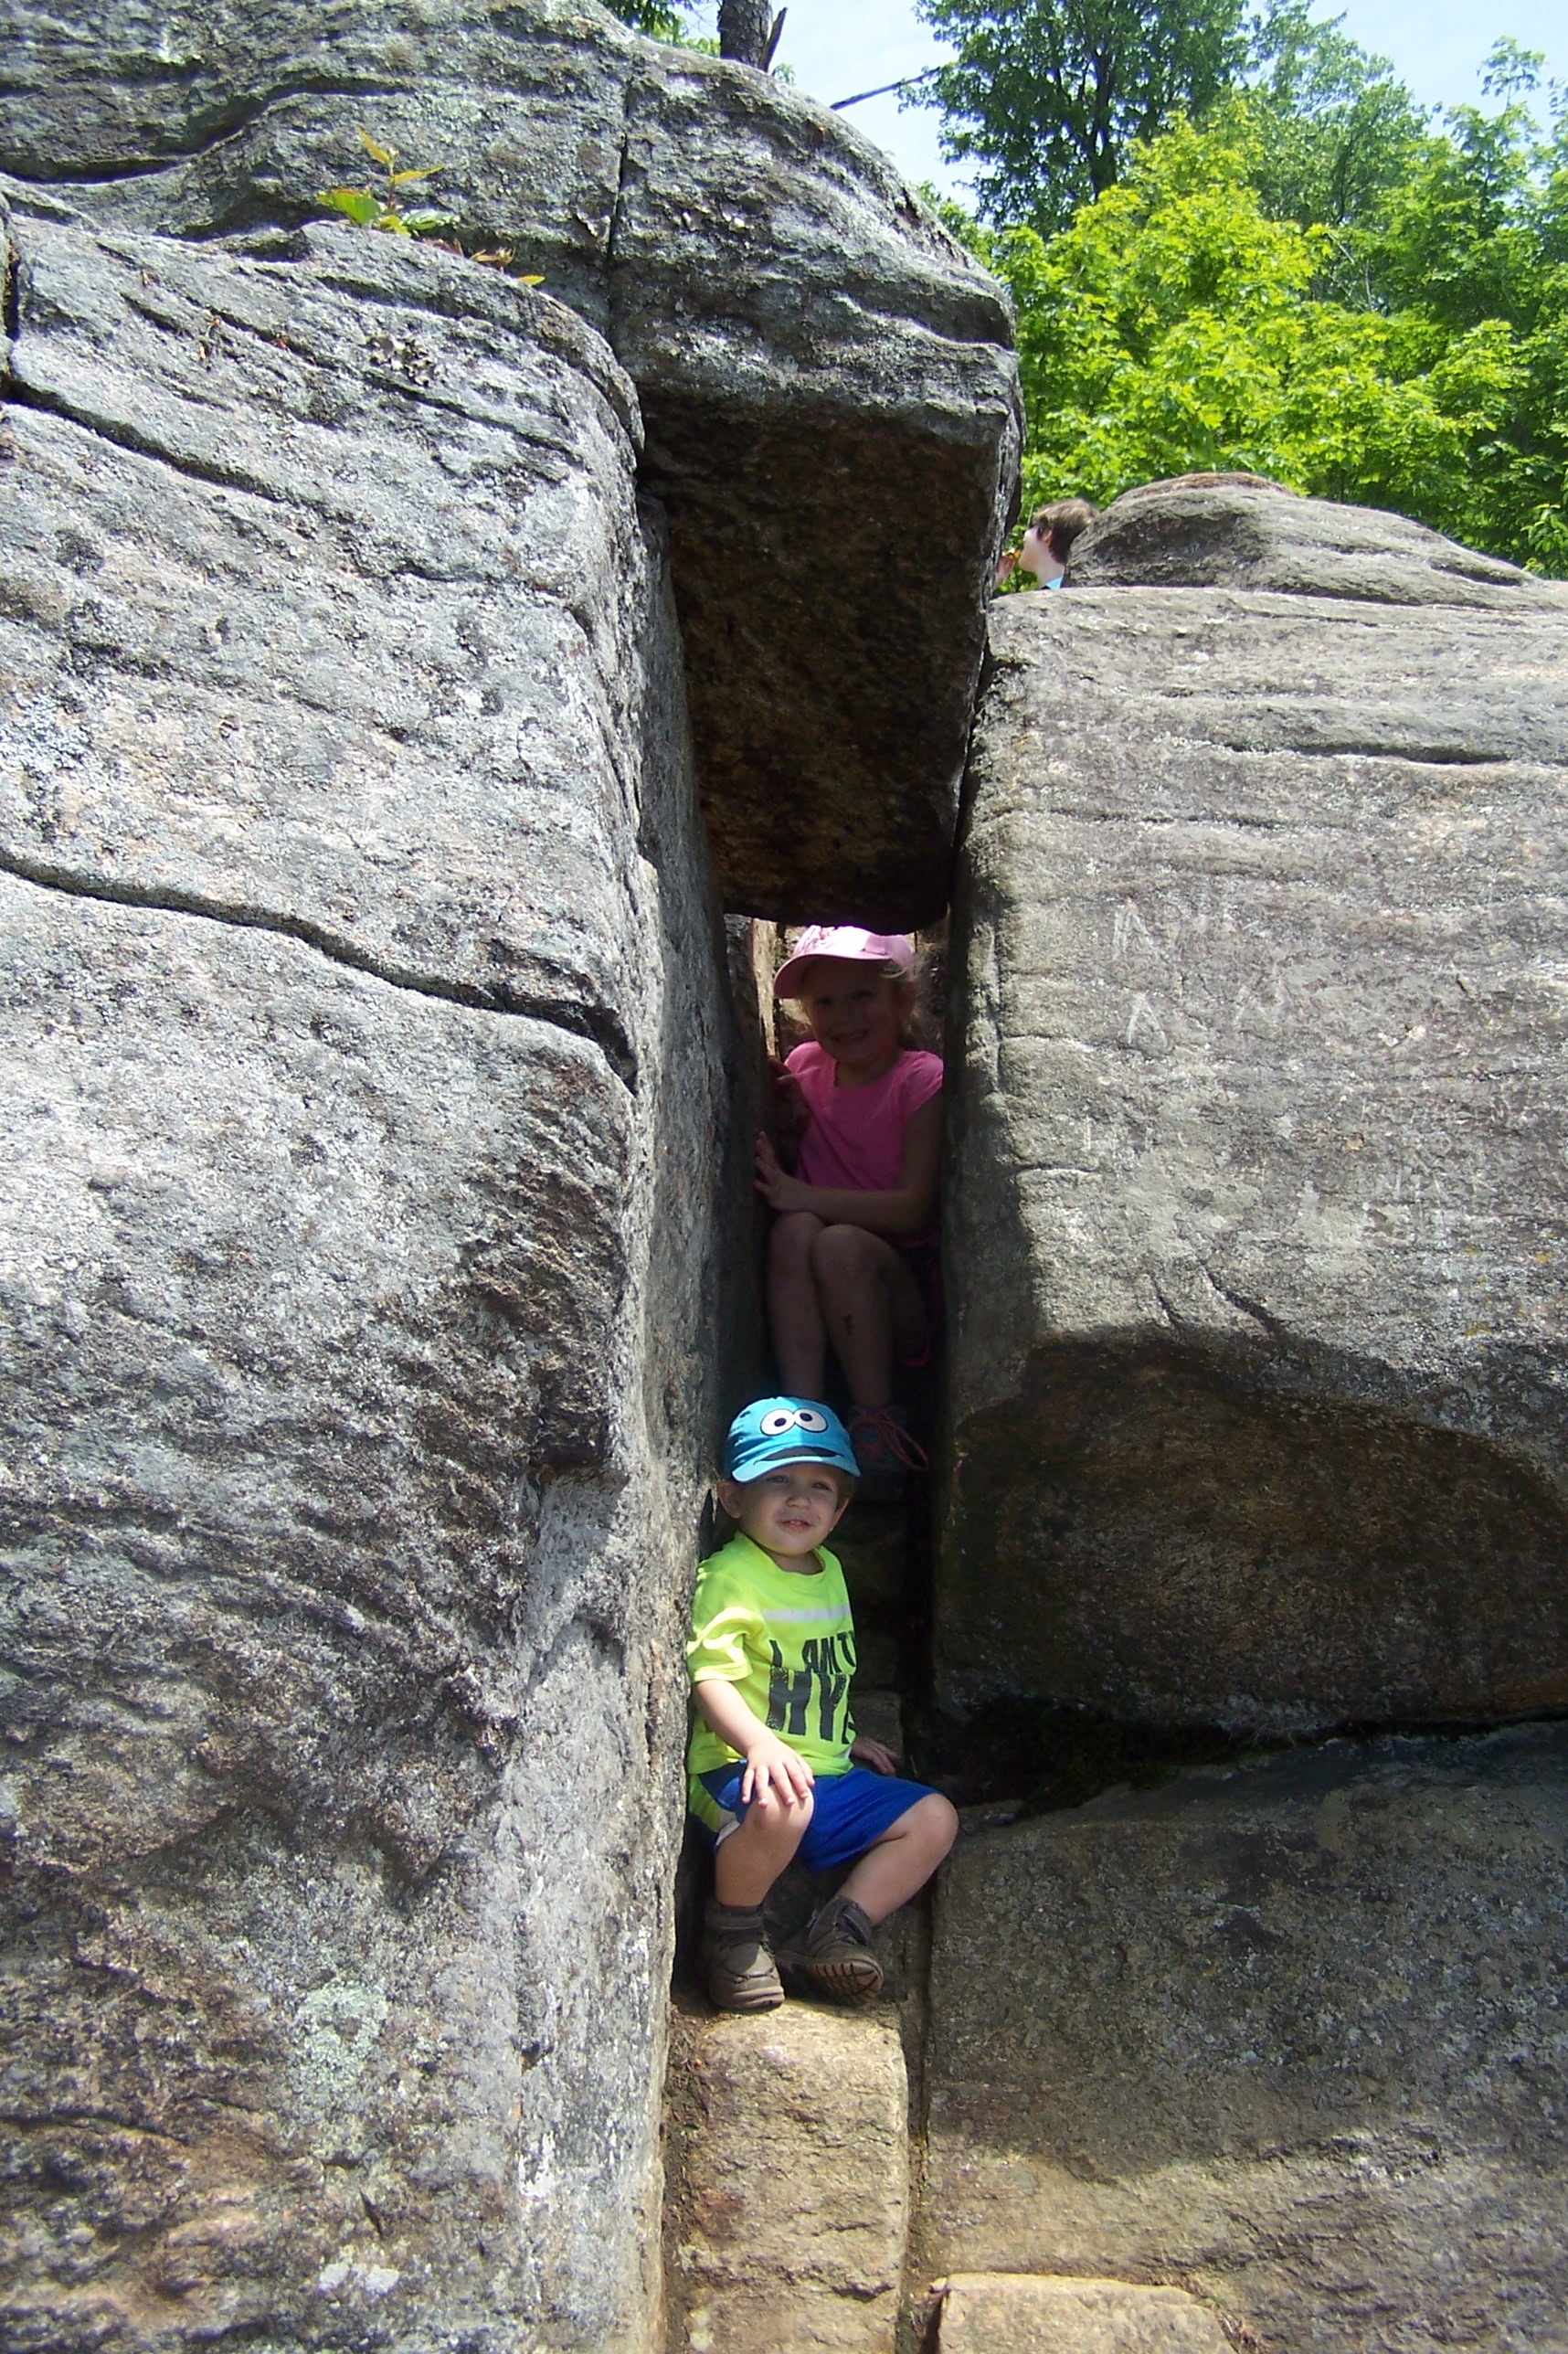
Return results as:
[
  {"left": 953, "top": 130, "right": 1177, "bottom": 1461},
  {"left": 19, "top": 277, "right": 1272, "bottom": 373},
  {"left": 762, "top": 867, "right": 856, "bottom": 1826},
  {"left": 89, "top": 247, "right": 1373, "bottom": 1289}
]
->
[{"left": 773, "top": 926, "right": 916, "bottom": 1001}]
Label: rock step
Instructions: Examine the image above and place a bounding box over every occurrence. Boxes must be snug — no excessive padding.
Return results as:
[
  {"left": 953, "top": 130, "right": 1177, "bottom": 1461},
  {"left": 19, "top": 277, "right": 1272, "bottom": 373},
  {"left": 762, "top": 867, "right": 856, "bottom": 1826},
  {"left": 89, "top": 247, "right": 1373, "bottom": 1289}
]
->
[
  {"left": 938, "top": 2274, "right": 1229, "bottom": 2350},
  {"left": 664, "top": 2001, "right": 909, "bottom": 2354}
]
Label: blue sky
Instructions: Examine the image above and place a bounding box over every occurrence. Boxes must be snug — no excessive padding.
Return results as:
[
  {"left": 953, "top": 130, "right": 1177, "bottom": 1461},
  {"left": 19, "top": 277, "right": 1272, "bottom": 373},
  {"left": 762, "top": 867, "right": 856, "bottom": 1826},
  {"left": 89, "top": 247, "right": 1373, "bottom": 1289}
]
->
[{"left": 683, "top": 1, "right": 1566, "bottom": 201}]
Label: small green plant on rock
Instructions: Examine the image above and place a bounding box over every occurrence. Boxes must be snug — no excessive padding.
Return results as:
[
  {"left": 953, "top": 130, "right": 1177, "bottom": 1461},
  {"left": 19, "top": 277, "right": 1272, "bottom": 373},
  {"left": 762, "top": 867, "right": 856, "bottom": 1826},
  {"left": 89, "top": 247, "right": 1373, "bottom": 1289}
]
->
[
  {"left": 318, "top": 128, "right": 457, "bottom": 239},
  {"left": 317, "top": 130, "right": 544, "bottom": 282}
]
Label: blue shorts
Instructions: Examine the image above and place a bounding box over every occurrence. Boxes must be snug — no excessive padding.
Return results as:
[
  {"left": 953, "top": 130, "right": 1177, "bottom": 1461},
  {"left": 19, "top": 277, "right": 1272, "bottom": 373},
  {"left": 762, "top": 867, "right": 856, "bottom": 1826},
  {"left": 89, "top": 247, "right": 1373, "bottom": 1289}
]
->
[{"left": 696, "top": 1763, "right": 938, "bottom": 1875}]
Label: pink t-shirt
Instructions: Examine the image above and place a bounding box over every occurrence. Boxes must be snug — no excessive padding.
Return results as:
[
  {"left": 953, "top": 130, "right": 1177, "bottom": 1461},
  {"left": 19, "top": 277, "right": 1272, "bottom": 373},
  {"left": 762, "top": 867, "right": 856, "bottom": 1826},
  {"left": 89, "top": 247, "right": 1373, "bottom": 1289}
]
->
[{"left": 786, "top": 1042, "right": 945, "bottom": 1250}]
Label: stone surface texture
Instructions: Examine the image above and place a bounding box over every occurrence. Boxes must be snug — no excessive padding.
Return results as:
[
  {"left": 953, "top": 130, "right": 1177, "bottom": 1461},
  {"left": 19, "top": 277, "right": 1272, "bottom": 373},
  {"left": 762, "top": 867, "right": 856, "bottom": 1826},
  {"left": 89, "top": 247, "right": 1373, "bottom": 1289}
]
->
[
  {"left": 925, "top": 1727, "right": 1568, "bottom": 2353},
  {"left": 942, "top": 482, "right": 1568, "bottom": 1729},
  {"left": 0, "top": 198, "right": 738, "bottom": 2350},
  {"left": 938, "top": 2274, "right": 1232, "bottom": 2353},
  {"left": 0, "top": 0, "right": 1020, "bottom": 926},
  {"left": 663, "top": 2000, "right": 910, "bottom": 2353},
  {"left": 1070, "top": 472, "right": 1568, "bottom": 610}
]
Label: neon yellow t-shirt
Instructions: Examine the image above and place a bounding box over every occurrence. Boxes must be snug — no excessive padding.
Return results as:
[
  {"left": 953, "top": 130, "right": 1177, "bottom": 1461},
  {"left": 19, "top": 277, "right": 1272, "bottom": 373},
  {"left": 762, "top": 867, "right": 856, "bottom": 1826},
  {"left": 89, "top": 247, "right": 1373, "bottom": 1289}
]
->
[{"left": 686, "top": 1531, "right": 857, "bottom": 1826}]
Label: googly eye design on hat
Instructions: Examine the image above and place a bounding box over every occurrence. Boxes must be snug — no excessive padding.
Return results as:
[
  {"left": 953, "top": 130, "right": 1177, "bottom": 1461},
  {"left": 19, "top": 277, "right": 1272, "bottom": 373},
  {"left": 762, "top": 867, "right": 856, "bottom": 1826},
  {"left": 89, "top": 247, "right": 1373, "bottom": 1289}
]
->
[
  {"left": 725, "top": 1395, "right": 860, "bottom": 1481},
  {"left": 759, "top": 1406, "right": 830, "bottom": 1437}
]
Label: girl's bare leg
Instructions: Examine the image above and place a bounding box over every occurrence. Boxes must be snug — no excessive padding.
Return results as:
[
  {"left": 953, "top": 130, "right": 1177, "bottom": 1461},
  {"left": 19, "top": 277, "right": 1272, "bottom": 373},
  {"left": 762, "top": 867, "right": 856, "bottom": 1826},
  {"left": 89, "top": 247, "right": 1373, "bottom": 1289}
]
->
[
  {"left": 836, "top": 1793, "right": 959, "bottom": 1923},
  {"left": 810, "top": 1223, "right": 927, "bottom": 1411},
  {"left": 768, "top": 1211, "right": 828, "bottom": 1394}
]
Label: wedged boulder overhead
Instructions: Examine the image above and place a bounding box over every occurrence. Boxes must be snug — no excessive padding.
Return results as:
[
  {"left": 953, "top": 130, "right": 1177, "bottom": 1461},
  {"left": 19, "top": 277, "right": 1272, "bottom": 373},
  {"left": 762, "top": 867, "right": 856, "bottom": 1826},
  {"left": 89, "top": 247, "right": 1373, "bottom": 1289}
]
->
[
  {"left": 0, "top": 202, "right": 732, "bottom": 2351},
  {"left": 926, "top": 1728, "right": 1568, "bottom": 2349},
  {"left": 942, "top": 486, "right": 1568, "bottom": 1730},
  {"left": 0, "top": 0, "right": 1020, "bottom": 925}
]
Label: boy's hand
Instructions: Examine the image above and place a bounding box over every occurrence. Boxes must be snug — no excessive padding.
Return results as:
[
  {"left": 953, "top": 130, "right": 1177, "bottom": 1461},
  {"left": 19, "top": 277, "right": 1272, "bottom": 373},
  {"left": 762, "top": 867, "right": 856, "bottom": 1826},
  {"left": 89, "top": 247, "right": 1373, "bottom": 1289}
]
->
[
  {"left": 742, "top": 1731, "right": 815, "bottom": 1810},
  {"left": 850, "top": 1735, "right": 900, "bottom": 1776}
]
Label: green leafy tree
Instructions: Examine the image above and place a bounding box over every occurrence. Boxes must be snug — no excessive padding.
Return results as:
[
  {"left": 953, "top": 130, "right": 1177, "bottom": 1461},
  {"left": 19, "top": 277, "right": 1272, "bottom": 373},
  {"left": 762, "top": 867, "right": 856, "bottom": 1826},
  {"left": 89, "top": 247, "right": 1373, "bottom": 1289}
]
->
[
  {"left": 938, "top": 33, "right": 1567, "bottom": 572},
  {"left": 916, "top": 0, "right": 1248, "bottom": 231},
  {"left": 1235, "top": 0, "right": 1429, "bottom": 258},
  {"left": 1370, "top": 53, "right": 1551, "bottom": 326},
  {"left": 1361, "top": 48, "right": 1568, "bottom": 567},
  {"left": 603, "top": 0, "right": 722, "bottom": 46},
  {"left": 973, "top": 115, "right": 1530, "bottom": 546},
  {"left": 606, "top": 0, "right": 691, "bottom": 36}
]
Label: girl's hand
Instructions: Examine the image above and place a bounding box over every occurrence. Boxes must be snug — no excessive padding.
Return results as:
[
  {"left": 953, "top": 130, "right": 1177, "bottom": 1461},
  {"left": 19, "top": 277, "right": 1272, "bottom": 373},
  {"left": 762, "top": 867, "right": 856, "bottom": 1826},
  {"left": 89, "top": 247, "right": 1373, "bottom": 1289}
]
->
[
  {"left": 742, "top": 1732, "right": 815, "bottom": 1810},
  {"left": 850, "top": 1735, "right": 901, "bottom": 1777},
  {"left": 769, "top": 1057, "right": 809, "bottom": 1144},
  {"left": 755, "top": 1131, "right": 809, "bottom": 1214}
]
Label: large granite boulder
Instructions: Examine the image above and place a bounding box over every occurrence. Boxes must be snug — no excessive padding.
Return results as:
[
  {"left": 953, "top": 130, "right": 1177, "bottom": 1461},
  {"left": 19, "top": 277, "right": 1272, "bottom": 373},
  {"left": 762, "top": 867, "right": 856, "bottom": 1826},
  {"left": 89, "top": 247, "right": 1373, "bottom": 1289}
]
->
[
  {"left": 0, "top": 0, "right": 1019, "bottom": 926},
  {"left": 941, "top": 483, "right": 1568, "bottom": 1731},
  {"left": 925, "top": 1726, "right": 1568, "bottom": 2350},
  {"left": 1070, "top": 472, "right": 1568, "bottom": 609},
  {"left": 0, "top": 195, "right": 738, "bottom": 2352}
]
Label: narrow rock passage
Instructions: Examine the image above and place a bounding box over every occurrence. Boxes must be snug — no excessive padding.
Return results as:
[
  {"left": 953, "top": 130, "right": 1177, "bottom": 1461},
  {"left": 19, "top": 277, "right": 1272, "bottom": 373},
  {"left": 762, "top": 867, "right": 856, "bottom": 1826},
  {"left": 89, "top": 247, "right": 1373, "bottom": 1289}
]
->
[
  {"left": 661, "top": 921, "right": 940, "bottom": 2352},
  {"left": 0, "top": 8, "right": 1020, "bottom": 2349}
]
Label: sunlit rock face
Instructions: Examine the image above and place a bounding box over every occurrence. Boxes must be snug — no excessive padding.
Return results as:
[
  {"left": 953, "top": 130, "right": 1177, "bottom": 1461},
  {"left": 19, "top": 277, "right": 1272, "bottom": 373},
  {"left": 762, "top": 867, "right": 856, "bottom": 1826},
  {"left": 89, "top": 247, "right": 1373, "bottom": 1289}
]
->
[
  {"left": 0, "top": 5, "right": 1022, "bottom": 2340},
  {"left": 1069, "top": 470, "right": 1568, "bottom": 610},
  {"left": 927, "top": 1727, "right": 1568, "bottom": 2349},
  {"left": 0, "top": 197, "right": 736, "bottom": 2351},
  {"left": 0, "top": 0, "right": 1020, "bottom": 928},
  {"left": 942, "top": 482, "right": 1568, "bottom": 1731}
]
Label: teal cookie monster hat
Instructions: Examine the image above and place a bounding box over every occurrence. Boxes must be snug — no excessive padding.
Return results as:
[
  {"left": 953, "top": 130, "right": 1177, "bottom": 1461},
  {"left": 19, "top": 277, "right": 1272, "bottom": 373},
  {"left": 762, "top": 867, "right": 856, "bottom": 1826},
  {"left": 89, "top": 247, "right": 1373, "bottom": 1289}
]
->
[{"left": 726, "top": 1396, "right": 859, "bottom": 1483}]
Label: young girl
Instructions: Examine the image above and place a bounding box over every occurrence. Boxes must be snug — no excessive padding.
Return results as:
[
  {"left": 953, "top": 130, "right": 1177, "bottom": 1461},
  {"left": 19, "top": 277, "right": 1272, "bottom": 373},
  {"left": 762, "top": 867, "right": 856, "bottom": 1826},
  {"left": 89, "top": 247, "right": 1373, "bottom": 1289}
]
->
[{"left": 754, "top": 926, "right": 943, "bottom": 1490}]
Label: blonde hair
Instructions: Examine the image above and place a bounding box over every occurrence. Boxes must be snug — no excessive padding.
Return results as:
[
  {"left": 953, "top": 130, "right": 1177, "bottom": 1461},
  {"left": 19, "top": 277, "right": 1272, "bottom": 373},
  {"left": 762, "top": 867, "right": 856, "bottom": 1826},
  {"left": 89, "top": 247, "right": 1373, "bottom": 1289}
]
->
[{"left": 791, "top": 959, "right": 924, "bottom": 1051}]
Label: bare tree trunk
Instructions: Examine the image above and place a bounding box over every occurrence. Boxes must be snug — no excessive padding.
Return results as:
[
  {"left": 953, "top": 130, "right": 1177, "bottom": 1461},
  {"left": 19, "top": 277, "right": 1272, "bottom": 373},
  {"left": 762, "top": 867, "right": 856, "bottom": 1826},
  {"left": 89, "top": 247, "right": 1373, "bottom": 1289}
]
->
[{"left": 718, "top": 0, "right": 775, "bottom": 67}]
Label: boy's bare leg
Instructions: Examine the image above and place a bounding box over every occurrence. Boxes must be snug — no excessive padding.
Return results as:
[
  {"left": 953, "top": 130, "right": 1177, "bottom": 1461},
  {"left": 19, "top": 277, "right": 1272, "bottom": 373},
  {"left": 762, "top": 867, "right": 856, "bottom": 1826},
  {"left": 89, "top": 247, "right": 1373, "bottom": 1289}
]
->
[
  {"left": 768, "top": 1211, "right": 828, "bottom": 1394},
  {"left": 810, "top": 1224, "right": 927, "bottom": 1411},
  {"left": 714, "top": 1788, "right": 814, "bottom": 1906},
  {"left": 834, "top": 1793, "right": 959, "bottom": 1924}
]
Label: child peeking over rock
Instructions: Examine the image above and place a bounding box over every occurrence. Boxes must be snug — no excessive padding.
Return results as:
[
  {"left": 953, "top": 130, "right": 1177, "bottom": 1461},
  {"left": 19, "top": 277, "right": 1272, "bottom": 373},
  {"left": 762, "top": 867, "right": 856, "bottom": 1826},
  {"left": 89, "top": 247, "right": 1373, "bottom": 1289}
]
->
[
  {"left": 755, "top": 926, "right": 942, "bottom": 1493},
  {"left": 688, "top": 1398, "right": 959, "bottom": 2013}
]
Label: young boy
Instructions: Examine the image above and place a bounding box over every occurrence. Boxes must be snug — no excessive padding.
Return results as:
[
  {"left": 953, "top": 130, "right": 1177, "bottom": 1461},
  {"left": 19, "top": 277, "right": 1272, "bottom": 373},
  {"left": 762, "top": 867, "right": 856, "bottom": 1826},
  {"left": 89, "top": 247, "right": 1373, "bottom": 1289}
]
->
[{"left": 688, "top": 1397, "right": 959, "bottom": 2013}]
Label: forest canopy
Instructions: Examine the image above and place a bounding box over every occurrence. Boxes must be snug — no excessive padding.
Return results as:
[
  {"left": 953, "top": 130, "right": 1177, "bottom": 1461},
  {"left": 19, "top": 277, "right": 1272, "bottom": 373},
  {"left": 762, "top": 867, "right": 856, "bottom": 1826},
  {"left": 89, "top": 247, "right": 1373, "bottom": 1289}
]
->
[{"left": 918, "top": 6, "right": 1568, "bottom": 573}]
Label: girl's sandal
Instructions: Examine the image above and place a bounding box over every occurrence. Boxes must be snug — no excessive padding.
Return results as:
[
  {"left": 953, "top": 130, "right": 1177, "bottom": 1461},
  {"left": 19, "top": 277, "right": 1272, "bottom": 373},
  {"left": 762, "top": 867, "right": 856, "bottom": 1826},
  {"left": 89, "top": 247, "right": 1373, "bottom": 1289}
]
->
[{"left": 847, "top": 1406, "right": 928, "bottom": 1500}]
